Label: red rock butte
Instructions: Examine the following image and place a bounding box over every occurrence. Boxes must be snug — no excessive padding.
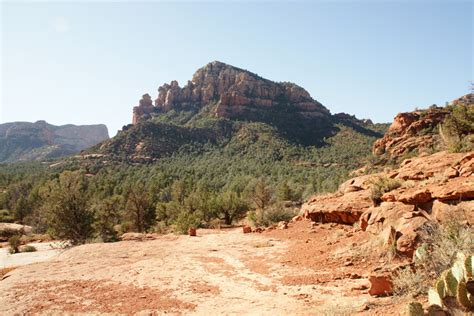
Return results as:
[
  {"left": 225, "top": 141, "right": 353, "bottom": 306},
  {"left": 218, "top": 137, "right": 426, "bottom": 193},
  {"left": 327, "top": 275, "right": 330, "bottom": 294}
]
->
[{"left": 132, "top": 61, "right": 330, "bottom": 124}]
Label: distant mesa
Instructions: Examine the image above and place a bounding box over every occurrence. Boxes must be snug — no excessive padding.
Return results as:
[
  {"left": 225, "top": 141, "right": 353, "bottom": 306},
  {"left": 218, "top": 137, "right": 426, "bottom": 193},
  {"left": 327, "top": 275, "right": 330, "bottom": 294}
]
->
[{"left": 0, "top": 121, "right": 109, "bottom": 163}]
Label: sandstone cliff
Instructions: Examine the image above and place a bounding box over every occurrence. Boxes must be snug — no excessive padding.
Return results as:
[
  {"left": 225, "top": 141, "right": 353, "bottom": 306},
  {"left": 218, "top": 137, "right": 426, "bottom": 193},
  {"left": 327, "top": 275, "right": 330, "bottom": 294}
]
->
[
  {"left": 129, "top": 61, "right": 387, "bottom": 147},
  {"left": 133, "top": 61, "right": 330, "bottom": 126},
  {"left": 0, "top": 121, "right": 109, "bottom": 163}
]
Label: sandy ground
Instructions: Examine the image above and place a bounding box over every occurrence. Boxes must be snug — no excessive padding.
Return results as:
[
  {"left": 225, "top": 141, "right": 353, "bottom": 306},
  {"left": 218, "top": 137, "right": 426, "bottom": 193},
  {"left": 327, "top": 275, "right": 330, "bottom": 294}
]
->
[
  {"left": 0, "top": 223, "right": 401, "bottom": 315},
  {"left": 0, "top": 242, "right": 62, "bottom": 269}
]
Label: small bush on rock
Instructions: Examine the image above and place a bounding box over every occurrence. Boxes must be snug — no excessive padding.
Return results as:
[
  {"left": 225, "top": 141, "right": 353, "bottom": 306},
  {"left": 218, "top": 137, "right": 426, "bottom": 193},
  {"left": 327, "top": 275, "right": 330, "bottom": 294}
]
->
[
  {"left": 369, "top": 177, "right": 402, "bottom": 206},
  {"left": 8, "top": 235, "right": 21, "bottom": 254}
]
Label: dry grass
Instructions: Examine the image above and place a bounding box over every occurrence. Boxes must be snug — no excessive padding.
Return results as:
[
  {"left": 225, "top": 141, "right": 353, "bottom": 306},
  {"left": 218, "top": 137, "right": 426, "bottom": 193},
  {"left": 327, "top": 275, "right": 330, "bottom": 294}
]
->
[{"left": 392, "top": 220, "right": 473, "bottom": 298}]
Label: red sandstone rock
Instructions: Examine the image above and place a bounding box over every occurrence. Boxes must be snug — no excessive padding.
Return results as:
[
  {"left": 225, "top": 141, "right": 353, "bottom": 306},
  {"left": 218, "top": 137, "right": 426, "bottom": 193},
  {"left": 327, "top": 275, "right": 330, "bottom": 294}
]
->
[
  {"left": 121, "top": 233, "right": 145, "bottom": 241},
  {"left": 431, "top": 200, "right": 474, "bottom": 225},
  {"left": 302, "top": 190, "right": 371, "bottom": 225},
  {"left": 429, "top": 177, "right": 474, "bottom": 201},
  {"left": 368, "top": 274, "right": 393, "bottom": 296},
  {"left": 242, "top": 226, "right": 252, "bottom": 234},
  {"left": 397, "top": 188, "right": 432, "bottom": 204},
  {"left": 395, "top": 151, "right": 466, "bottom": 180},
  {"left": 152, "top": 61, "right": 329, "bottom": 122},
  {"left": 291, "top": 215, "right": 303, "bottom": 222},
  {"left": 188, "top": 228, "right": 197, "bottom": 237},
  {"left": 372, "top": 111, "right": 446, "bottom": 160},
  {"left": 132, "top": 94, "right": 155, "bottom": 124}
]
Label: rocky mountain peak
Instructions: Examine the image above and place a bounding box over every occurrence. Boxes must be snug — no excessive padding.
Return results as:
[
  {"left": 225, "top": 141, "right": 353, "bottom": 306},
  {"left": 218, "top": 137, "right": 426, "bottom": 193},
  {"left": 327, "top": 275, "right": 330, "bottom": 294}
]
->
[{"left": 132, "top": 61, "right": 330, "bottom": 125}]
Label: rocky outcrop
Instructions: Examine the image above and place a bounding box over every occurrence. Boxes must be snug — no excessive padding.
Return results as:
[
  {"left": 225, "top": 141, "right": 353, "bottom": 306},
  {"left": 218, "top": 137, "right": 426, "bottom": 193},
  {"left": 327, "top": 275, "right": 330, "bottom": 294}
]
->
[
  {"left": 132, "top": 94, "right": 155, "bottom": 125},
  {"left": 302, "top": 190, "right": 372, "bottom": 225},
  {"left": 132, "top": 61, "right": 330, "bottom": 125},
  {"left": 0, "top": 121, "right": 109, "bottom": 163},
  {"left": 372, "top": 93, "right": 473, "bottom": 161},
  {"left": 301, "top": 150, "right": 474, "bottom": 257},
  {"left": 372, "top": 107, "right": 449, "bottom": 160},
  {"left": 0, "top": 223, "right": 32, "bottom": 241}
]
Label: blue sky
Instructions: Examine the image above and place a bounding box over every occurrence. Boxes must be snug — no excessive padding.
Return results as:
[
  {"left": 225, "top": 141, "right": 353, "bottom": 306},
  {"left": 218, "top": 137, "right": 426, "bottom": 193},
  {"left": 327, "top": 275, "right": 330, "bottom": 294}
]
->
[{"left": 1, "top": 1, "right": 472, "bottom": 135}]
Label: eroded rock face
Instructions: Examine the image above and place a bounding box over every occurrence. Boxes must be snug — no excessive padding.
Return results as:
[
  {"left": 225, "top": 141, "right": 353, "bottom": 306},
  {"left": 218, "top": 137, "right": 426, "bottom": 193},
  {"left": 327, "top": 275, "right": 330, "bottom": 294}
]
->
[
  {"left": 132, "top": 61, "right": 330, "bottom": 125},
  {"left": 372, "top": 93, "right": 473, "bottom": 162},
  {"left": 132, "top": 94, "right": 155, "bottom": 125},
  {"left": 372, "top": 108, "right": 449, "bottom": 160}
]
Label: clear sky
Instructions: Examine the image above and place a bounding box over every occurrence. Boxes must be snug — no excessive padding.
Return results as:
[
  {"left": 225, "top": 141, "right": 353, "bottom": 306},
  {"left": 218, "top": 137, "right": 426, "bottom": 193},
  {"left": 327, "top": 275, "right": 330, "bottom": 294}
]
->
[{"left": 1, "top": 0, "right": 472, "bottom": 136}]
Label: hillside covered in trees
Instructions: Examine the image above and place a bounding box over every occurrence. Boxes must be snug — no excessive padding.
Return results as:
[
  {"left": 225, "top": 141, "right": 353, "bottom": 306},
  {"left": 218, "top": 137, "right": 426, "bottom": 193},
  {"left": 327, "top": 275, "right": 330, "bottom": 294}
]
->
[{"left": 4, "top": 63, "right": 472, "bottom": 245}]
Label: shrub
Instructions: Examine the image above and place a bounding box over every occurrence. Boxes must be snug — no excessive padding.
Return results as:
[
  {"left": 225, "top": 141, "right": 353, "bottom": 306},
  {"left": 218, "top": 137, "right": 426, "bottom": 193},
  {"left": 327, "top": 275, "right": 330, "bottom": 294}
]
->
[
  {"left": 439, "top": 103, "right": 474, "bottom": 153},
  {"left": 42, "top": 171, "right": 94, "bottom": 245},
  {"left": 393, "top": 265, "right": 431, "bottom": 298},
  {"left": 392, "top": 220, "right": 474, "bottom": 298},
  {"left": 417, "top": 220, "right": 473, "bottom": 275},
  {"left": 173, "top": 211, "right": 202, "bottom": 234},
  {"left": 247, "top": 205, "right": 296, "bottom": 227},
  {"left": 21, "top": 245, "right": 37, "bottom": 252},
  {"left": 369, "top": 177, "right": 402, "bottom": 206},
  {"left": 0, "top": 209, "right": 14, "bottom": 223},
  {"left": 92, "top": 195, "right": 122, "bottom": 242},
  {"left": 8, "top": 235, "right": 21, "bottom": 254}
]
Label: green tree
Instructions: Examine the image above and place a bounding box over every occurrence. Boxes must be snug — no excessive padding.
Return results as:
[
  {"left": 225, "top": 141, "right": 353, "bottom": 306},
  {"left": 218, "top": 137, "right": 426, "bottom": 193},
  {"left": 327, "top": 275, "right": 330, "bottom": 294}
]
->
[
  {"left": 124, "top": 182, "right": 155, "bottom": 232},
  {"left": 42, "top": 171, "right": 93, "bottom": 244},
  {"left": 12, "top": 196, "right": 30, "bottom": 222},
  {"left": 276, "top": 181, "right": 294, "bottom": 202},
  {"left": 251, "top": 178, "right": 272, "bottom": 210},
  {"left": 92, "top": 195, "right": 122, "bottom": 242},
  {"left": 443, "top": 104, "right": 474, "bottom": 140},
  {"left": 217, "top": 191, "right": 247, "bottom": 225}
]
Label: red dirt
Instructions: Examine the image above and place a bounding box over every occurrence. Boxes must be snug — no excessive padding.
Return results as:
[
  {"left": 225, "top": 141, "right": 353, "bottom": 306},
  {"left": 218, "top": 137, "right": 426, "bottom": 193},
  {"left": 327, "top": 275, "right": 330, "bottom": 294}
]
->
[{"left": 12, "top": 279, "right": 195, "bottom": 315}]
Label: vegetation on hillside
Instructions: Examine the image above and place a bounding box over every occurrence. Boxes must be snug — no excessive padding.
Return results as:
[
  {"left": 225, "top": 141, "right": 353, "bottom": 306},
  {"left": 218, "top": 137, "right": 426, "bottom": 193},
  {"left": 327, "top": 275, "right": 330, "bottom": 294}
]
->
[
  {"left": 0, "top": 107, "right": 386, "bottom": 243},
  {"left": 440, "top": 103, "right": 474, "bottom": 152}
]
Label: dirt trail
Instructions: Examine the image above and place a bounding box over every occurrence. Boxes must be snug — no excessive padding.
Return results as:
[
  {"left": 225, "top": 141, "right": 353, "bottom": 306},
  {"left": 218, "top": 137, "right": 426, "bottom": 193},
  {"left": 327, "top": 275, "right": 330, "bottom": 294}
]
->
[{"left": 0, "top": 226, "right": 394, "bottom": 315}]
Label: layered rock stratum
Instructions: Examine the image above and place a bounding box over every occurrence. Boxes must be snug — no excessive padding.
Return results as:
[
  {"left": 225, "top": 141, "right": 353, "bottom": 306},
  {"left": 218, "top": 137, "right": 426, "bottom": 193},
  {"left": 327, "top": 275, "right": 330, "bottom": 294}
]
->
[{"left": 133, "top": 61, "right": 330, "bottom": 125}]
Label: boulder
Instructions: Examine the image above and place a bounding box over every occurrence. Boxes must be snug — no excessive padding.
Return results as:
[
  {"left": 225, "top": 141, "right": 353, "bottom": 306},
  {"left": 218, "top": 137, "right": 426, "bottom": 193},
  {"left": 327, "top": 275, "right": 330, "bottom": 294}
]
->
[
  {"left": 431, "top": 200, "right": 474, "bottom": 225},
  {"left": 380, "top": 225, "right": 397, "bottom": 246},
  {"left": 360, "top": 202, "right": 429, "bottom": 257},
  {"left": 396, "top": 231, "right": 419, "bottom": 258},
  {"left": 291, "top": 215, "right": 303, "bottom": 222},
  {"left": 302, "top": 190, "right": 372, "bottom": 225},
  {"left": 397, "top": 188, "right": 432, "bottom": 204},
  {"left": 338, "top": 174, "right": 379, "bottom": 193},
  {"left": 0, "top": 223, "right": 33, "bottom": 241},
  {"left": 242, "top": 226, "right": 252, "bottom": 234},
  {"left": 429, "top": 177, "right": 474, "bottom": 201}
]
